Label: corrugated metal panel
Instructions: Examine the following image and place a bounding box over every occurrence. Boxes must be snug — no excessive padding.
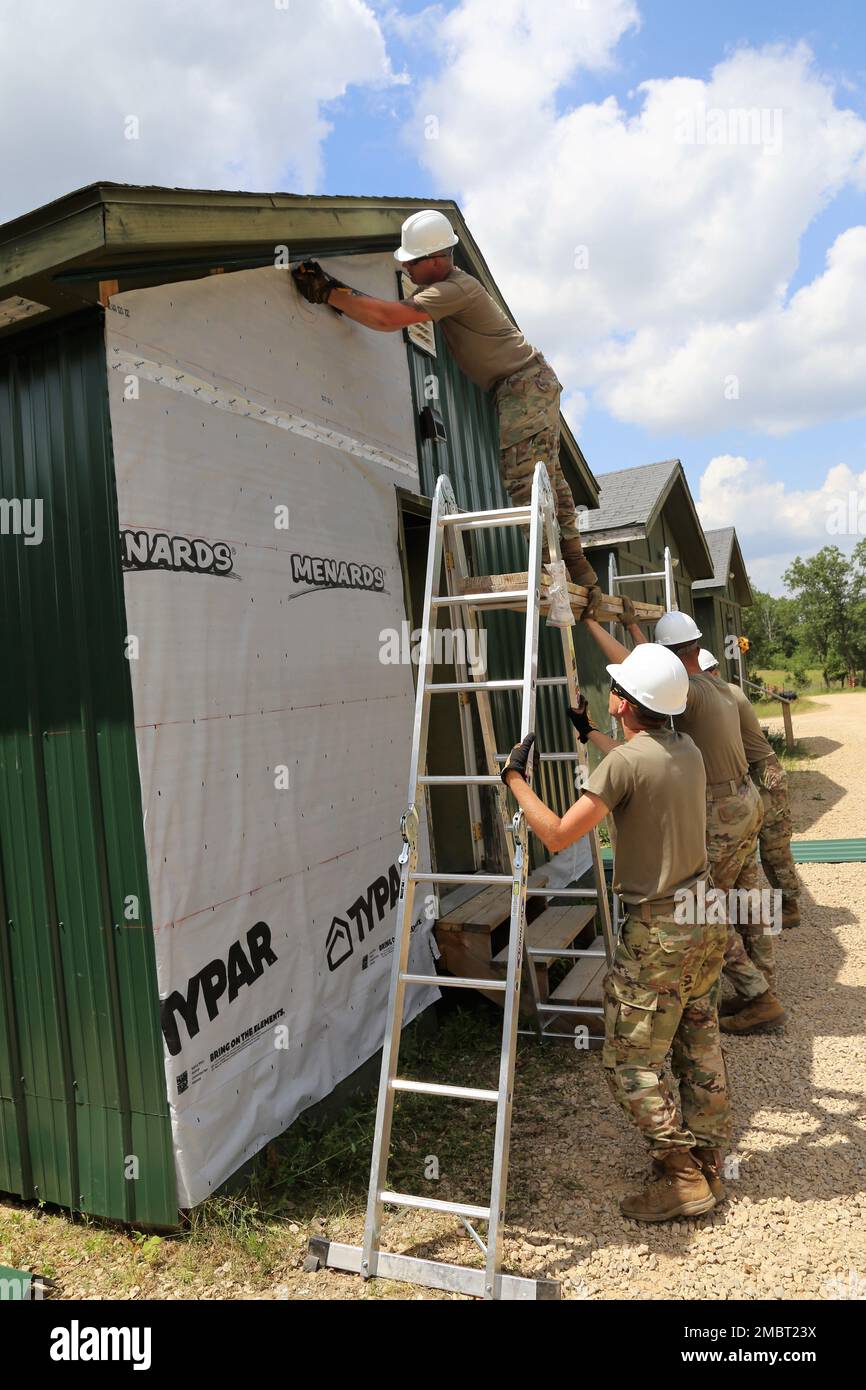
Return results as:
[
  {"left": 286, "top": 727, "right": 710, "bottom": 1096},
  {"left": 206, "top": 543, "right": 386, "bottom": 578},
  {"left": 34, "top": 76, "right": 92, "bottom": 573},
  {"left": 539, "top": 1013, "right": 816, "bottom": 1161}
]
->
[
  {"left": 0, "top": 310, "right": 175, "bottom": 1225},
  {"left": 405, "top": 335, "right": 584, "bottom": 828}
]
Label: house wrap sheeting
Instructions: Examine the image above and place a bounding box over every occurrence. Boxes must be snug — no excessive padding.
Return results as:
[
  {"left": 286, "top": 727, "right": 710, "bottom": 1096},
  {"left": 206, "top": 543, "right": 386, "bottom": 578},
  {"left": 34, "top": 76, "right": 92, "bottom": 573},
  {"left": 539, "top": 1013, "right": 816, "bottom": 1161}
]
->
[{"left": 106, "top": 255, "right": 439, "bottom": 1206}]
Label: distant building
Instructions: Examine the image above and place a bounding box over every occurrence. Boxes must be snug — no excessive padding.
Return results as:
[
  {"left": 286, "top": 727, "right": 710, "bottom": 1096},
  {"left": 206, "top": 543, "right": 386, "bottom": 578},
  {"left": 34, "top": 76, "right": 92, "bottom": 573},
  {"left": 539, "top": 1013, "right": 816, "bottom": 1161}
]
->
[{"left": 692, "top": 526, "right": 754, "bottom": 682}]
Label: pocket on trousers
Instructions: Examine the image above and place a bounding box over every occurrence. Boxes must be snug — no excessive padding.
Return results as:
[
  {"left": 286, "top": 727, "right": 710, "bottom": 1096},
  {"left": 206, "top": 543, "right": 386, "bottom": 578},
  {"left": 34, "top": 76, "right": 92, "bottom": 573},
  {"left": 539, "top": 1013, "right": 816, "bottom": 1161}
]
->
[
  {"left": 605, "top": 970, "right": 659, "bottom": 1050},
  {"left": 716, "top": 798, "right": 749, "bottom": 827}
]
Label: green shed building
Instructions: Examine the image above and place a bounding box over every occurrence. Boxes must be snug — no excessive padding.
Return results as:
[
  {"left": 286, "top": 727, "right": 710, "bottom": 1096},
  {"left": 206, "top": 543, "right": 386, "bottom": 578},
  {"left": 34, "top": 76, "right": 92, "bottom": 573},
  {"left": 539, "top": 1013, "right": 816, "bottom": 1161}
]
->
[
  {"left": 0, "top": 183, "right": 600, "bottom": 1224},
  {"left": 574, "top": 459, "right": 714, "bottom": 736}
]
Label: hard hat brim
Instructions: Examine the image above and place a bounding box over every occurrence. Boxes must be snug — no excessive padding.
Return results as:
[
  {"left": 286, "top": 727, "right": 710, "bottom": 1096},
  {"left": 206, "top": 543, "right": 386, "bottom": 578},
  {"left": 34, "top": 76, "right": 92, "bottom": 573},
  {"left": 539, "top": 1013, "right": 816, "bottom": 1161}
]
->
[
  {"left": 394, "top": 232, "right": 459, "bottom": 263},
  {"left": 605, "top": 661, "right": 687, "bottom": 717}
]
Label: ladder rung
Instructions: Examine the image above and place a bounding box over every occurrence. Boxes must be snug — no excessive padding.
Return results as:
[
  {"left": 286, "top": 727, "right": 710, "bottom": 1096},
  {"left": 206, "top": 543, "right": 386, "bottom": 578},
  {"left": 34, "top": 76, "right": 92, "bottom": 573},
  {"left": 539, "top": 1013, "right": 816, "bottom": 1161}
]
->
[
  {"left": 526, "top": 887, "right": 597, "bottom": 898},
  {"left": 431, "top": 591, "right": 529, "bottom": 608},
  {"left": 380, "top": 1192, "right": 491, "bottom": 1221},
  {"left": 427, "top": 679, "right": 522, "bottom": 693},
  {"left": 410, "top": 872, "right": 513, "bottom": 885},
  {"left": 536, "top": 1003, "right": 604, "bottom": 1016},
  {"left": 401, "top": 972, "right": 507, "bottom": 992},
  {"left": 418, "top": 774, "right": 501, "bottom": 785},
  {"left": 391, "top": 1079, "right": 499, "bottom": 1102},
  {"left": 537, "top": 677, "right": 569, "bottom": 686},
  {"left": 527, "top": 947, "right": 606, "bottom": 959},
  {"left": 495, "top": 752, "right": 579, "bottom": 762},
  {"left": 441, "top": 506, "right": 532, "bottom": 529}
]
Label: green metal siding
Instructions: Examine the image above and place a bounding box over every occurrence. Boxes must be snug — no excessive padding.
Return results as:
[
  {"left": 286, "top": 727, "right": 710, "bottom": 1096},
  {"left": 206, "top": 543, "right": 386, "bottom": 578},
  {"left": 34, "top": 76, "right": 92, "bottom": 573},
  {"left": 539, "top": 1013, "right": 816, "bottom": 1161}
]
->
[
  {"left": 406, "top": 335, "right": 588, "bottom": 828},
  {"left": 0, "top": 311, "right": 175, "bottom": 1225}
]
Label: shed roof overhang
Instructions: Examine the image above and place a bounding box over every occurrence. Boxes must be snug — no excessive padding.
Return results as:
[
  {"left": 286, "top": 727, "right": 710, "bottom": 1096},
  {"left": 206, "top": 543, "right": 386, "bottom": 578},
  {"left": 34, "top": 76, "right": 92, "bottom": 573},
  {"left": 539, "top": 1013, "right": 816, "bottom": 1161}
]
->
[{"left": 0, "top": 182, "right": 598, "bottom": 505}]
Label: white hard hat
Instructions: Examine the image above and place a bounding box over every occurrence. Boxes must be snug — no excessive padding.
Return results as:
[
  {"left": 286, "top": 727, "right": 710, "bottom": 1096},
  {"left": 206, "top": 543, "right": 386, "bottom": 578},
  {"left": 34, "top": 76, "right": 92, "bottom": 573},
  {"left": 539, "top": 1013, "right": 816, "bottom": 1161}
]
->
[
  {"left": 394, "top": 209, "right": 459, "bottom": 263},
  {"left": 698, "top": 648, "right": 719, "bottom": 672},
  {"left": 654, "top": 610, "right": 702, "bottom": 647},
  {"left": 606, "top": 643, "right": 689, "bottom": 716}
]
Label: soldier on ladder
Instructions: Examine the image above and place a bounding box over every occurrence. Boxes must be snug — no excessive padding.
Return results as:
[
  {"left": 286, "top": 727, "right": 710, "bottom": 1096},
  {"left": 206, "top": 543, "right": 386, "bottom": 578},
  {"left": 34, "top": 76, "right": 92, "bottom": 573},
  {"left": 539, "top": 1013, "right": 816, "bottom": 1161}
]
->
[
  {"left": 291, "top": 208, "right": 598, "bottom": 590},
  {"left": 502, "top": 644, "right": 731, "bottom": 1221}
]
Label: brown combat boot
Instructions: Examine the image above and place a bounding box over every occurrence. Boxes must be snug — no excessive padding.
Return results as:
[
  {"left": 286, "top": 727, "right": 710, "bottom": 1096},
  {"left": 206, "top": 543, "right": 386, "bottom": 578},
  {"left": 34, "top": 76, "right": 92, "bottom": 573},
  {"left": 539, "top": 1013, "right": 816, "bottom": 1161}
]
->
[
  {"left": 620, "top": 1149, "right": 716, "bottom": 1223},
  {"left": 560, "top": 536, "right": 597, "bottom": 588},
  {"left": 781, "top": 898, "right": 800, "bottom": 929},
  {"left": 719, "top": 991, "right": 786, "bottom": 1035},
  {"left": 719, "top": 994, "right": 749, "bottom": 1017},
  {"left": 693, "top": 1147, "right": 726, "bottom": 1202}
]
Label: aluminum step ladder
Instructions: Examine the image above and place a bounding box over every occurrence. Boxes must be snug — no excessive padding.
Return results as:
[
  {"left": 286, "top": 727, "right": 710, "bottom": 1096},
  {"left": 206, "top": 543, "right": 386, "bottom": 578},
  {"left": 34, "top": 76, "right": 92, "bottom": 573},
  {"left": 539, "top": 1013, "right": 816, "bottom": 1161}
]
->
[{"left": 315, "top": 462, "right": 614, "bottom": 1300}]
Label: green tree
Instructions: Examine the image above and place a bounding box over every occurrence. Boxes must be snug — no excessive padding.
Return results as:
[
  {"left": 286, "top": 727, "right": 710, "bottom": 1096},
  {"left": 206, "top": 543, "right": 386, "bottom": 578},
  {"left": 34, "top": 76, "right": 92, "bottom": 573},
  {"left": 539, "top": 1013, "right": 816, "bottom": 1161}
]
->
[
  {"left": 783, "top": 545, "right": 866, "bottom": 688},
  {"left": 743, "top": 586, "right": 799, "bottom": 667}
]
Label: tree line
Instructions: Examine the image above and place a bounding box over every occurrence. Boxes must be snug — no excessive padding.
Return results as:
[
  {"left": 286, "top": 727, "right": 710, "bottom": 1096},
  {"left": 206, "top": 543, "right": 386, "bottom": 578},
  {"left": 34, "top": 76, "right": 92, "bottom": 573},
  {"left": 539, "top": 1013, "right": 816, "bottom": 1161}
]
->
[{"left": 743, "top": 543, "right": 866, "bottom": 689}]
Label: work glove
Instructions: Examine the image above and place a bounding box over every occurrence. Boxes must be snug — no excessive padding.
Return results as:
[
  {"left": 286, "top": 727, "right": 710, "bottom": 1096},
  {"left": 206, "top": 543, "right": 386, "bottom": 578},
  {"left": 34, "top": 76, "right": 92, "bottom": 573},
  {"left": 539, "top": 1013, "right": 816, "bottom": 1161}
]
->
[
  {"left": 580, "top": 585, "right": 604, "bottom": 622},
  {"left": 620, "top": 593, "right": 637, "bottom": 624},
  {"left": 291, "top": 259, "right": 349, "bottom": 306},
  {"left": 501, "top": 732, "right": 535, "bottom": 784},
  {"left": 567, "top": 696, "right": 599, "bottom": 744}
]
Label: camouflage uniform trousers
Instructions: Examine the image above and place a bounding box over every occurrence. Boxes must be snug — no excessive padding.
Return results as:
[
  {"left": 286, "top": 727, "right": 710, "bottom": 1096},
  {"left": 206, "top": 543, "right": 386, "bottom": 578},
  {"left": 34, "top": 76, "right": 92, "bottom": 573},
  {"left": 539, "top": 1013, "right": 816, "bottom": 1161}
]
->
[
  {"left": 602, "top": 905, "right": 731, "bottom": 1153},
  {"left": 494, "top": 354, "right": 582, "bottom": 541},
  {"left": 708, "top": 779, "right": 776, "bottom": 999},
  {"left": 752, "top": 755, "right": 799, "bottom": 903}
]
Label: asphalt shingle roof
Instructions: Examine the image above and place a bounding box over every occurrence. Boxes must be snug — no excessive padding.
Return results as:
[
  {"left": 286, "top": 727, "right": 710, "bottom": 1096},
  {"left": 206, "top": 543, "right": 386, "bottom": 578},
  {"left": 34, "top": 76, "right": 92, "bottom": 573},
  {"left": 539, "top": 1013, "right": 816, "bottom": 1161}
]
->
[
  {"left": 692, "top": 527, "right": 734, "bottom": 589},
  {"left": 579, "top": 460, "right": 679, "bottom": 535}
]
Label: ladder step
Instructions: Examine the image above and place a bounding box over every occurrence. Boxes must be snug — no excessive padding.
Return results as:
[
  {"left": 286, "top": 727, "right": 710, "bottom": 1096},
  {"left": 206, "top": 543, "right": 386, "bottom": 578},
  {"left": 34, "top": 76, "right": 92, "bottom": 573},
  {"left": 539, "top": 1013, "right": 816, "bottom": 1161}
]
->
[
  {"left": 401, "top": 972, "right": 507, "bottom": 992},
  {"left": 527, "top": 947, "right": 606, "bottom": 959},
  {"left": 496, "top": 751, "right": 579, "bottom": 762},
  {"left": 441, "top": 506, "right": 532, "bottom": 529},
  {"left": 391, "top": 1079, "right": 499, "bottom": 1102},
  {"left": 536, "top": 1002, "right": 604, "bottom": 1016},
  {"left": 431, "top": 591, "right": 530, "bottom": 609},
  {"left": 525, "top": 887, "right": 597, "bottom": 898},
  {"left": 411, "top": 872, "right": 513, "bottom": 885},
  {"left": 427, "top": 679, "right": 522, "bottom": 693},
  {"left": 418, "top": 774, "right": 501, "bottom": 785},
  {"left": 380, "top": 1192, "right": 491, "bottom": 1221}
]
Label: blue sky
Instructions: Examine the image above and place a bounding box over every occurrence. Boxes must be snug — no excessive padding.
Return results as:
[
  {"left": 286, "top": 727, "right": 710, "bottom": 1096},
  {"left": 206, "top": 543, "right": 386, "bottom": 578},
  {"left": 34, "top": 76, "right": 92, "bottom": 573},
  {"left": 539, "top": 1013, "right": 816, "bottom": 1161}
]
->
[
  {"left": 316, "top": 0, "right": 866, "bottom": 593},
  {"left": 2, "top": 0, "right": 865, "bottom": 594}
]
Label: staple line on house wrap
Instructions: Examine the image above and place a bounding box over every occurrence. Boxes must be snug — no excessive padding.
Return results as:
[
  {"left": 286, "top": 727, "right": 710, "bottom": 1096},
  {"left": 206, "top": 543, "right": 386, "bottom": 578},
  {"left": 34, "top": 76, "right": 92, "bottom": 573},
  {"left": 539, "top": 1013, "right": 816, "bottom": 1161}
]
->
[{"left": 107, "top": 346, "right": 417, "bottom": 477}]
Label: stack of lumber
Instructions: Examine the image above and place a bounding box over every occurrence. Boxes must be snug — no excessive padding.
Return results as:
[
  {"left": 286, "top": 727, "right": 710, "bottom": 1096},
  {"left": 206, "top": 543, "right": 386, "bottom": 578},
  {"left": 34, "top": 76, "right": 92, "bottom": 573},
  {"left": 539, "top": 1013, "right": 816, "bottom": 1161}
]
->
[{"left": 455, "top": 572, "right": 663, "bottom": 624}]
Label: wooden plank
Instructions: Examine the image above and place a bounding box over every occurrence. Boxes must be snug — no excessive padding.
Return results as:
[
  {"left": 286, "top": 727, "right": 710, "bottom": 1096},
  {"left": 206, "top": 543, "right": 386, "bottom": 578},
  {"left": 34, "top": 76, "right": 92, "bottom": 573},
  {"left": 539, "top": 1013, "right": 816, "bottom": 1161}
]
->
[
  {"left": 491, "top": 904, "right": 596, "bottom": 966},
  {"left": 0, "top": 204, "right": 106, "bottom": 293},
  {"left": 437, "top": 885, "right": 512, "bottom": 933},
  {"left": 549, "top": 939, "right": 608, "bottom": 1003},
  {"left": 456, "top": 572, "right": 662, "bottom": 623}
]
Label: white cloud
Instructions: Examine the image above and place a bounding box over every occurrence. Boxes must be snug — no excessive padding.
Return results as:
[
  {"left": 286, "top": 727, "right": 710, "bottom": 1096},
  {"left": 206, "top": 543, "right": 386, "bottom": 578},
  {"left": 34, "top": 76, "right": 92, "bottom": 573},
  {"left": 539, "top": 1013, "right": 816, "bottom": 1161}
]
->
[
  {"left": 0, "top": 0, "right": 396, "bottom": 222},
  {"left": 695, "top": 454, "right": 866, "bottom": 592},
  {"left": 412, "top": 15, "right": 866, "bottom": 434}
]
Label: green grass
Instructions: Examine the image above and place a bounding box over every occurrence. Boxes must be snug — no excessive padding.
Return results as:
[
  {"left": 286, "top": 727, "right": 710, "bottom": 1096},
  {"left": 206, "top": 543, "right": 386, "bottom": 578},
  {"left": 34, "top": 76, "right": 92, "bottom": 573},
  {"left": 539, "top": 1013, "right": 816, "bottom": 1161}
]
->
[
  {"left": 189, "top": 1003, "right": 563, "bottom": 1241},
  {"left": 754, "top": 667, "right": 864, "bottom": 698}
]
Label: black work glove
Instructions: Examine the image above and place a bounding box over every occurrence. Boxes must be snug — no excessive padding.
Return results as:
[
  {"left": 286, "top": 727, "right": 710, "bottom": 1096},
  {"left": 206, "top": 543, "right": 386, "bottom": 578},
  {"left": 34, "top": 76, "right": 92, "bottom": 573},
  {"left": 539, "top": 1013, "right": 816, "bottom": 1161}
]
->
[
  {"left": 501, "top": 732, "right": 535, "bottom": 785},
  {"left": 567, "top": 696, "right": 598, "bottom": 744},
  {"left": 580, "top": 584, "right": 604, "bottom": 622},
  {"left": 291, "top": 259, "right": 349, "bottom": 306}
]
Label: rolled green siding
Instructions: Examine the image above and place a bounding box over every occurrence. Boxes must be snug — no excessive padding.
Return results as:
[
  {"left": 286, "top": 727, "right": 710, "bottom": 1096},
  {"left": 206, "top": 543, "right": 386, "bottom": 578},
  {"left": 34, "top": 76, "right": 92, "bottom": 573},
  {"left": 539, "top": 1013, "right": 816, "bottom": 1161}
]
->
[{"left": 0, "top": 311, "right": 175, "bottom": 1226}]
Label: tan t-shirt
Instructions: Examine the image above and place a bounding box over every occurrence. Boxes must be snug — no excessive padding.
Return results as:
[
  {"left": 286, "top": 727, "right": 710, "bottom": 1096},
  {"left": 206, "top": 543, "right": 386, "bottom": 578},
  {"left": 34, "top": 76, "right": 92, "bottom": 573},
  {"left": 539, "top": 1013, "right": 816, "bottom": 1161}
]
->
[
  {"left": 586, "top": 728, "right": 708, "bottom": 903},
  {"left": 727, "top": 681, "right": 773, "bottom": 766},
  {"left": 407, "top": 268, "right": 537, "bottom": 391},
  {"left": 673, "top": 672, "right": 748, "bottom": 785}
]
